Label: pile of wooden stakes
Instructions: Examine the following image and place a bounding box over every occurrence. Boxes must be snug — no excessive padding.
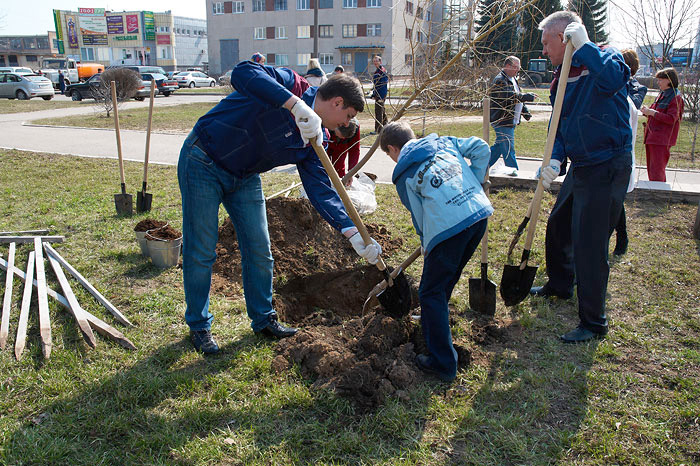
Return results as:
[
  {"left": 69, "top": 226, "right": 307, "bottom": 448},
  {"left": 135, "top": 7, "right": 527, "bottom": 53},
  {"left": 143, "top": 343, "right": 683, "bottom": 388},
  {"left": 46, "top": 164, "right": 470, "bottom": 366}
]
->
[{"left": 0, "top": 230, "right": 135, "bottom": 360}]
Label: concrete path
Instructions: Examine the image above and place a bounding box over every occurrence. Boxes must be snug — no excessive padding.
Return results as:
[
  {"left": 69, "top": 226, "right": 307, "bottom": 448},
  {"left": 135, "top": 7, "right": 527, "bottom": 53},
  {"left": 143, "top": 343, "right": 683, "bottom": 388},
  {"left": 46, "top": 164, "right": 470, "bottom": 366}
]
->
[{"left": 1, "top": 94, "right": 698, "bottom": 202}]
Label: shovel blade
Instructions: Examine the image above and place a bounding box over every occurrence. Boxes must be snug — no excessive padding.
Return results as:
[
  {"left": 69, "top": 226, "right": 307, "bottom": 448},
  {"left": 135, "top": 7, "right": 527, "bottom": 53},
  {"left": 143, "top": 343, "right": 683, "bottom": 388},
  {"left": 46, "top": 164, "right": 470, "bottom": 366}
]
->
[
  {"left": 136, "top": 190, "right": 152, "bottom": 213},
  {"left": 500, "top": 264, "right": 538, "bottom": 307},
  {"left": 114, "top": 193, "right": 133, "bottom": 216},
  {"left": 468, "top": 277, "right": 497, "bottom": 316},
  {"left": 377, "top": 270, "right": 412, "bottom": 319}
]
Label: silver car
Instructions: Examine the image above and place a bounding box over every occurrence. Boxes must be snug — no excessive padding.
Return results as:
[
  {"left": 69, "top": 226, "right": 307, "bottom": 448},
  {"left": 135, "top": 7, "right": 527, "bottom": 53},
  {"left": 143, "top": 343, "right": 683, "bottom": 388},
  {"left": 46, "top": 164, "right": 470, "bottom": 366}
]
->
[
  {"left": 0, "top": 73, "right": 55, "bottom": 100},
  {"left": 174, "top": 71, "right": 216, "bottom": 88}
]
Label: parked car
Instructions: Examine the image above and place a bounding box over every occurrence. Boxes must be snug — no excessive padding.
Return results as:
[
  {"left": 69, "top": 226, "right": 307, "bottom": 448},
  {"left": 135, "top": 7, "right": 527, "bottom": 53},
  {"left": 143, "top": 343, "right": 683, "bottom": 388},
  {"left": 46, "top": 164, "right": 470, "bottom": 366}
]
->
[
  {"left": 0, "top": 67, "right": 34, "bottom": 76},
  {"left": 218, "top": 70, "right": 232, "bottom": 86},
  {"left": 0, "top": 73, "right": 55, "bottom": 100},
  {"left": 66, "top": 73, "right": 151, "bottom": 101},
  {"left": 166, "top": 71, "right": 182, "bottom": 79},
  {"left": 141, "top": 73, "right": 178, "bottom": 97},
  {"left": 174, "top": 71, "right": 216, "bottom": 88}
]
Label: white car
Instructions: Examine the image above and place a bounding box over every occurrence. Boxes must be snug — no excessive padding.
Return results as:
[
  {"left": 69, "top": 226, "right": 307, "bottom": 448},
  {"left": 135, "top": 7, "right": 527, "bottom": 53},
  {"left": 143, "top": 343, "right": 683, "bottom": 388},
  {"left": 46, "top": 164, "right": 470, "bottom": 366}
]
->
[
  {"left": 0, "top": 73, "right": 55, "bottom": 100},
  {"left": 174, "top": 71, "right": 216, "bottom": 88},
  {"left": 0, "top": 67, "right": 34, "bottom": 76}
]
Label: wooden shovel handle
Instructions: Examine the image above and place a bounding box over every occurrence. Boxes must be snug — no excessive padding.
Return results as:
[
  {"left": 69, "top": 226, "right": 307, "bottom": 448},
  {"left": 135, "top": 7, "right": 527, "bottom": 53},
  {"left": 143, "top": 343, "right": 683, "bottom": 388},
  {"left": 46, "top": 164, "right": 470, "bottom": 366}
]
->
[
  {"left": 520, "top": 42, "right": 574, "bottom": 270},
  {"left": 480, "top": 97, "right": 490, "bottom": 265},
  {"left": 111, "top": 81, "right": 126, "bottom": 186},
  {"left": 143, "top": 79, "right": 156, "bottom": 186},
  {"left": 311, "top": 140, "right": 388, "bottom": 272}
]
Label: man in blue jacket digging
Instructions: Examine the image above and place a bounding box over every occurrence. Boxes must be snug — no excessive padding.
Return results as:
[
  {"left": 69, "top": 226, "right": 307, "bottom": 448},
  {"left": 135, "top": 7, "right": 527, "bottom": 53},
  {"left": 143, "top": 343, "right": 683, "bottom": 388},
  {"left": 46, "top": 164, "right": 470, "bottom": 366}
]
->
[
  {"left": 380, "top": 121, "right": 493, "bottom": 382},
  {"left": 178, "top": 61, "right": 382, "bottom": 354},
  {"left": 531, "top": 11, "right": 632, "bottom": 343}
]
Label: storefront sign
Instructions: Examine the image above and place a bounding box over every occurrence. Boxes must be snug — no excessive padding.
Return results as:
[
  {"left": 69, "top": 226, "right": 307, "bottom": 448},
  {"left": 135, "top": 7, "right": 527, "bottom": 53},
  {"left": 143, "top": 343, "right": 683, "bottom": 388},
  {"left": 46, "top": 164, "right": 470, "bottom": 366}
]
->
[
  {"left": 83, "top": 34, "right": 108, "bottom": 45},
  {"left": 106, "top": 15, "right": 124, "bottom": 35},
  {"left": 143, "top": 11, "right": 155, "bottom": 41},
  {"left": 126, "top": 14, "right": 139, "bottom": 33},
  {"left": 53, "top": 10, "right": 65, "bottom": 54},
  {"left": 79, "top": 7, "right": 108, "bottom": 45},
  {"left": 156, "top": 35, "right": 171, "bottom": 45},
  {"left": 66, "top": 15, "right": 79, "bottom": 48},
  {"left": 114, "top": 35, "right": 138, "bottom": 41}
]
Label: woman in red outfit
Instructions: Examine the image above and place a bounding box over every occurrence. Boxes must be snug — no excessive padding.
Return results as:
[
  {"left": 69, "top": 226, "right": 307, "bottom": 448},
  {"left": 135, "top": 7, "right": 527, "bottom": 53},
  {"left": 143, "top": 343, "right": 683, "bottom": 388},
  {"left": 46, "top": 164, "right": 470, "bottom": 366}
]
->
[
  {"left": 327, "top": 118, "right": 360, "bottom": 185},
  {"left": 641, "top": 67, "right": 684, "bottom": 182}
]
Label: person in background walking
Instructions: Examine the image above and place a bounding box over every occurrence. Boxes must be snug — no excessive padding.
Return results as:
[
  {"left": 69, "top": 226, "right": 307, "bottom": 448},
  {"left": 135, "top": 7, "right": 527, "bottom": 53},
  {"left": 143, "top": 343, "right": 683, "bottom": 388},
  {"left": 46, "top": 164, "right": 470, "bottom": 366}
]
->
[
  {"left": 327, "top": 117, "right": 360, "bottom": 185},
  {"left": 613, "top": 49, "right": 647, "bottom": 255},
  {"left": 371, "top": 55, "right": 389, "bottom": 134},
  {"left": 641, "top": 67, "right": 684, "bottom": 182},
  {"left": 305, "top": 58, "right": 328, "bottom": 87},
  {"left": 58, "top": 70, "right": 66, "bottom": 95},
  {"left": 488, "top": 56, "right": 536, "bottom": 177}
]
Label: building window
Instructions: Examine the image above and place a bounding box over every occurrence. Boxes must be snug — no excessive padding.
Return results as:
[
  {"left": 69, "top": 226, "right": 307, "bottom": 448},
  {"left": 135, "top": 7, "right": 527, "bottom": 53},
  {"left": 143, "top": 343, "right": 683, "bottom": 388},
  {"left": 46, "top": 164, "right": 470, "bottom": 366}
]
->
[
  {"left": 405, "top": 54, "right": 413, "bottom": 65},
  {"left": 343, "top": 0, "right": 357, "bottom": 7},
  {"left": 26, "top": 55, "right": 38, "bottom": 62},
  {"left": 319, "top": 0, "right": 333, "bottom": 7},
  {"left": 81, "top": 47, "right": 95, "bottom": 61},
  {"left": 121, "top": 48, "right": 133, "bottom": 59},
  {"left": 275, "top": 54, "right": 288, "bottom": 65},
  {"left": 341, "top": 52, "right": 352, "bottom": 65},
  {"left": 319, "top": 53, "right": 333, "bottom": 65},
  {"left": 297, "top": 25, "right": 310, "bottom": 38},
  {"left": 233, "top": 1, "right": 245, "bottom": 12},
  {"left": 158, "top": 46, "right": 172, "bottom": 59},
  {"left": 367, "top": 23, "right": 381, "bottom": 36},
  {"left": 255, "top": 27, "right": 265, "bottom": 39},
  {"left": 253, "top": 0, "right": 265, "bottom": 11},
  {"left": 417, "top": 31, "right": 424, "bottom": 42},
  {"left": 97, "top": 47, "right": 110, "bottom": 61},
  {"left": 405, "top": 28, "right": 412, "bottom": 40},
  {"left": 298, "top": 53, "right": 310, "bottom": 65},
  {"left": 405, "top": 1, "right": 413, "bottom": 14},
  {"left": 275, "top": 0, "right": 288, "bottom": 10},
  {"left": 426, "top": 10, "right": 431, "bottom": 21},
  {"left": 275, "top": 26, "right": 287, "bottom": 39},
  {"left": 297, "top": 0, "right": 310, "bottom": 9},
  {"left": 342, "top": 24, "right": 357, "bottom": 38},
  {"left": 367, "top": 0, "right": 381, "bottom": 6},
  {"left": 213, "top": 2, "right": 224, "bottom": 14},
  {"left": 319, "top": 25, "right": 333, "bottom": 38},
  {"left": 416, "top": 6, "right": 423, "bottom": 18}
]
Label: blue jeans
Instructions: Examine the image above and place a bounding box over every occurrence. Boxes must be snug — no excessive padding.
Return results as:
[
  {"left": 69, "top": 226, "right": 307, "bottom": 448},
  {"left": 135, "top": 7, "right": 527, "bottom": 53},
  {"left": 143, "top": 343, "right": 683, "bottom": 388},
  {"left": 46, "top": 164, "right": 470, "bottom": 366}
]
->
[
  {"left": 489, "top": 125, "right": 518, "bottom": 169},
  {"left": 419, "top": 219, "right": 487, "bottom": 380},
  {"left": 544, "top": 153, "right": 632, "bottom": 334},
  {"left": 177, "top": 132, "right": 276, "bottom": 332}
]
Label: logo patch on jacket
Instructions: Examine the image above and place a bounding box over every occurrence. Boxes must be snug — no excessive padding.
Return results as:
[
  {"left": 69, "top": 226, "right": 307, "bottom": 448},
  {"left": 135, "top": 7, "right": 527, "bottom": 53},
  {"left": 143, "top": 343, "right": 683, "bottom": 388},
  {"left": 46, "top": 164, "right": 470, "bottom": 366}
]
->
[{"left": 430, "top": 176, "right": 443, "bottom": 188}]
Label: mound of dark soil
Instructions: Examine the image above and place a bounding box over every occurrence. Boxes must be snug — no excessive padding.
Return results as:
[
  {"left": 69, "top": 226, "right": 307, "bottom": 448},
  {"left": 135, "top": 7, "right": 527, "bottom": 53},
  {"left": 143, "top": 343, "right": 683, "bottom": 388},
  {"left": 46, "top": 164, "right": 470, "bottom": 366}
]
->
[
  {"left": 134, "top": 218, "right": 167, "bottom": 232},
  {"left": 146, "top": 224, "right": 181, "bottom": 241}
]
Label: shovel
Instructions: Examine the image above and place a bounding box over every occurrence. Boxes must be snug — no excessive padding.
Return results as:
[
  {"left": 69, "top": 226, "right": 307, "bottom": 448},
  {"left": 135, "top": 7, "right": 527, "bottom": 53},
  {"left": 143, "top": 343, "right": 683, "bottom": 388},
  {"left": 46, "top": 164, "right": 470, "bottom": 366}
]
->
[
  {"left": 310, "top": 140, "right": 412, "bottom": 318},
  {"left": 501, "top": 42, "right": 574, "bottom": 307},
  {"left": 137, "top": 79, "right": 156, "bottom": 213},
  {"left": 362, "top": 246, "right": 421, "bottom": 315},
  {"left": 111, "top": 80, "right": 133, "bottom": 216},
  {"left": 468, "top": 97, "right": 497, "bottom": 316}
]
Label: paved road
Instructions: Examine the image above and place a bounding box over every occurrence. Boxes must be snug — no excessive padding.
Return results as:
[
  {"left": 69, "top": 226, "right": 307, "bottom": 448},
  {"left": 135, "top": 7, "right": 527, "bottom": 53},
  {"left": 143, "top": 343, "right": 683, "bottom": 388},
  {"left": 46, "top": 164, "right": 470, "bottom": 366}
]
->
[{"left": 1, "top": 94, "right": 698, "bottom": 198}]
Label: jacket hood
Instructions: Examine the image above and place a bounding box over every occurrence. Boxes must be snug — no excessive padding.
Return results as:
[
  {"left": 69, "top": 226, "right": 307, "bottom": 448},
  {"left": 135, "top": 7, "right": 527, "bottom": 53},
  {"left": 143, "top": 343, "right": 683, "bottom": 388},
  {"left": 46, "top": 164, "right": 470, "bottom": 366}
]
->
[
  {"left": 306, "top": 68, "right": 325, "bottom": 77},
  {"left": 392, "top": 134, "right": 440, "bottom": 183}
]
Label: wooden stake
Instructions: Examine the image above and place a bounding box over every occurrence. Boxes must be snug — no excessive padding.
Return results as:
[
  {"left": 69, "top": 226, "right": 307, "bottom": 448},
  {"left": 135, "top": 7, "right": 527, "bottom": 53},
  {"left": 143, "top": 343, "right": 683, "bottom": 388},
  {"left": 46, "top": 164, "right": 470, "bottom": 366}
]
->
[
  {"left": 0, "top": 256, "right": 135, "bottom": 351},
  {"left": 0, "top": 242, "right": 16, "bottom": 349},
  {"left": 43, "top": 243, "right": 133, "bottom": 327},
  {"left": 0, "top": 236, "right": 64, "bottom": 244},
  {"left": 34, "top": 238, "right": 52, "bottom": 359},
  {"left": 693, "top": 200, "right": 700, "bottom": 240},
  {"left": 44, "top": 249, "right": 97, "bottom": 348},
  {"left": 15, "top": 251, "right": 34, "bottom": 360}
]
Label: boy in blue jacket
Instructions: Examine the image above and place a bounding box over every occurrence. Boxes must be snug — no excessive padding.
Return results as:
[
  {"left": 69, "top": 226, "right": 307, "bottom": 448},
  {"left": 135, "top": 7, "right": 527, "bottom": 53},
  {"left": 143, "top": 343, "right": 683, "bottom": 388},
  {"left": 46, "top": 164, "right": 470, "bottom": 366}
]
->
[{"left": 379, "top": 122, "right": 494, "bottom": 381}]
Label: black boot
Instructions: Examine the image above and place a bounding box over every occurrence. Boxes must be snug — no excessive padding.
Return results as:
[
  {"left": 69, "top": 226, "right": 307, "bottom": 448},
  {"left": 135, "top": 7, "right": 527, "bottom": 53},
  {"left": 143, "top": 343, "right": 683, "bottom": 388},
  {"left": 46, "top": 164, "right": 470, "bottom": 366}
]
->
[{"left": 613, "top": 233, "right": 628, "bottom": 256}]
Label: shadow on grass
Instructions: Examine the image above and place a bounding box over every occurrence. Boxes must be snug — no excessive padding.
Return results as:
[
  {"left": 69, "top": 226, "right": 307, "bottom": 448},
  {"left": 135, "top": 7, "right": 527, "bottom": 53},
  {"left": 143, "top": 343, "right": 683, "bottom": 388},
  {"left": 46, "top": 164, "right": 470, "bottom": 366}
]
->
[
  {"left": 4, "top": 333, "right": 433, "bottom": 464},
  {"left": 446, "top": 297, "right": 597, "bottom": 464}
]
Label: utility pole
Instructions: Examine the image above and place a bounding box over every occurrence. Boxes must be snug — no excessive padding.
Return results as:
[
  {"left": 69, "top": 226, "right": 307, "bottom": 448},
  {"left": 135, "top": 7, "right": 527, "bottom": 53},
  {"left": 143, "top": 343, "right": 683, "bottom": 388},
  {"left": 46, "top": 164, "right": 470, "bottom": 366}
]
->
[{"left": 313, "top": 0, "right": 319, "bottom": 58}]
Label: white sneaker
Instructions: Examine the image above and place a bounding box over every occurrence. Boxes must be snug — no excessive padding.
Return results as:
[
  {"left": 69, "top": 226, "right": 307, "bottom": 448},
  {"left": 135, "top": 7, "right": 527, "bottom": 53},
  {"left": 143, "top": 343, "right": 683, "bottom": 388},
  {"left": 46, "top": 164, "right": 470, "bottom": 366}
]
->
[{"left": 507, "top": 168, "right": 518, "bottom": 177}]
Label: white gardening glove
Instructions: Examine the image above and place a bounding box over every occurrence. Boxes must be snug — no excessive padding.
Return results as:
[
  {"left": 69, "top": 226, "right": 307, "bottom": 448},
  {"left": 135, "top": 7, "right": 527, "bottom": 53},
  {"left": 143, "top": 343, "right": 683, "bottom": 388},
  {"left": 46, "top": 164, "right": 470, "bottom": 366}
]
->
[
  {"left": 563, "top": 23, "right": 589, "bottom": 51},
  {"left": 290, "top": 99, "right": 323, "bottom": 145},
  {"left": 535, "top": 159, "right": 562, "bottom": 189},
  {"left": 348, "top": 232, "right": 382, "bottom": 264}
]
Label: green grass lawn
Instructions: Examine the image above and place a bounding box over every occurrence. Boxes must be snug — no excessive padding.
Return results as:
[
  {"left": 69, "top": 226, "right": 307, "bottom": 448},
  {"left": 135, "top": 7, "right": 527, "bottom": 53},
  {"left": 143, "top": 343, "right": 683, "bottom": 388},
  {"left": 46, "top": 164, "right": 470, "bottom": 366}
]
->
[
  {"left": 0, "top": 98, "right": 84, "bottom": 114},
  {"left": 0, "top": 149, "right": 698, "bottom": 464}
]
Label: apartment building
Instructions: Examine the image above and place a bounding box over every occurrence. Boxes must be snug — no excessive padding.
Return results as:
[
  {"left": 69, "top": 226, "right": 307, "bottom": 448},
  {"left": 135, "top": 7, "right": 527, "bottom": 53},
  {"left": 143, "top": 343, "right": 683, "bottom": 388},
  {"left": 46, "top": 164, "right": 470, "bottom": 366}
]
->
[
  {"left": 206, "top": 0, "right": 442, "bottom": 77},
  {"left": 173, "top": 17, "right": 209, "bottom": 71}
]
